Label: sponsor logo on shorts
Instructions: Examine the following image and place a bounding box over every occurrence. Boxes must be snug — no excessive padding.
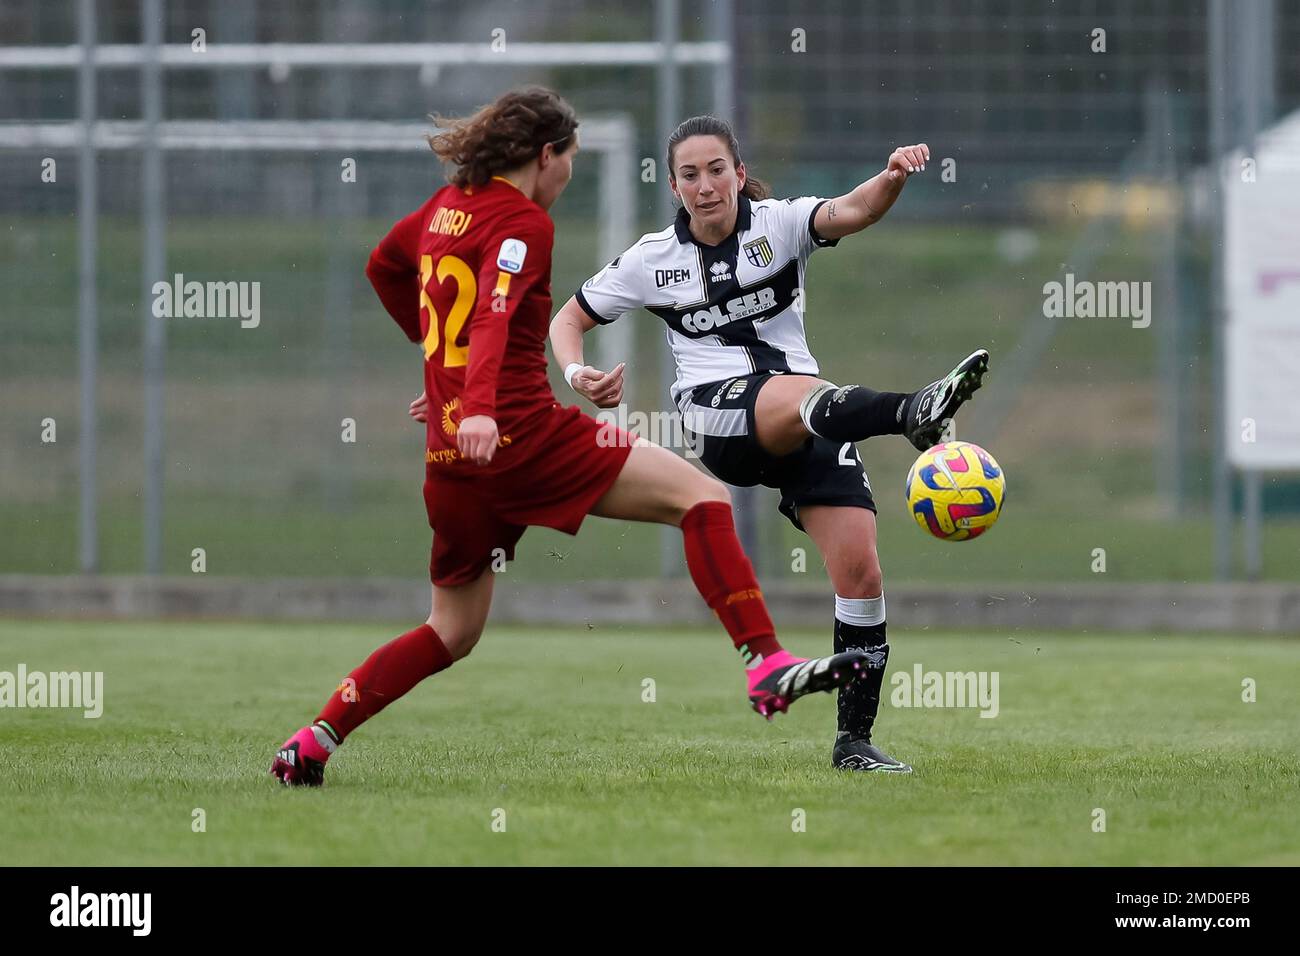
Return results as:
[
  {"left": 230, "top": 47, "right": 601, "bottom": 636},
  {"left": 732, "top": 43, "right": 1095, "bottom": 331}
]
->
[{"left": 425, "top": 433, "right": 513, "bottom": 465}]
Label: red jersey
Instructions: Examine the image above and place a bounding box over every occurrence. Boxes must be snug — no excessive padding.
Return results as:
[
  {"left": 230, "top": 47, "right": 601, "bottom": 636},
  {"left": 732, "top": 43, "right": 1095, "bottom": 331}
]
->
[{"left": 366, "top": 177, "right": 558, "bottom": 472}]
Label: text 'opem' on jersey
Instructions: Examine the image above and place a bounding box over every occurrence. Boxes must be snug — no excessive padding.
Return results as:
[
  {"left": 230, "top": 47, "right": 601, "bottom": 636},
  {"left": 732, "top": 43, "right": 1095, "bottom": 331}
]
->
[{"left": 575, "top": 194, "right": 839, "bottom": 406}]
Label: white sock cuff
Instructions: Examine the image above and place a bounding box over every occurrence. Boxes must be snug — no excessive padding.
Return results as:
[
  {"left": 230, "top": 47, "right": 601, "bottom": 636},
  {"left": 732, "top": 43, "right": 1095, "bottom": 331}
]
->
[
  {"left": 311, "top": 724, "right": 339, "bottom": 753},
  {"left": 835, "top": 593, "right": 886, "bottom": 628},
  {"left": 798, "top": 382, "right": 837, "bottom": 438}
]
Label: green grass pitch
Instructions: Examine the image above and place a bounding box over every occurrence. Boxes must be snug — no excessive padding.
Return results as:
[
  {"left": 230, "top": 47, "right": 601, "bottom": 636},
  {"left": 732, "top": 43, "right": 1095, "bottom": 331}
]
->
[{"left": 2, "top": 618, "right": 1297, "bottom": 866}]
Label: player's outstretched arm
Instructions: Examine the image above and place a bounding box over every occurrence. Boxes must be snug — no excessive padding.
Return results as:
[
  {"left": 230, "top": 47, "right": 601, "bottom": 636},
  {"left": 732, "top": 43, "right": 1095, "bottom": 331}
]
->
[
  {"left": 550, "top": 296, "right": 624, "bottom": 408},
  {"left": 813, "top": 143, "right": 930, "bottom": 241}
]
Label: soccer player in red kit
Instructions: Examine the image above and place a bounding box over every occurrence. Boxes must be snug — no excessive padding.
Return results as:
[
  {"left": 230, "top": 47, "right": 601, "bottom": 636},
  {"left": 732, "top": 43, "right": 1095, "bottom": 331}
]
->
[{"left": 269, "top": 87, "right": 871, "bottom": 787}]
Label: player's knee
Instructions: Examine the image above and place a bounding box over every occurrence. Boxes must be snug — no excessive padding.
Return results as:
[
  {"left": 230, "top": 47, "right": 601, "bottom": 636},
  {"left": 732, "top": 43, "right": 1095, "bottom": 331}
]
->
[
  {"left": 440, "top": 626, "right": 484, "bottom": 662},
  {"left": 839, "top": 554, "right": 883, "bottom": 598},
  {"left": 424, "top": 614, "right": 484, "bottom": 662},
  {"left": 862, "top": 565, "right": 884, "bottom": 598},
  {"left": 449, "top": 635, "right": 480, "bottom": 661},
  {"left": 674, "top": 475, "right": 730, "bottom": 522},
  {"left": 661, "top": 474, "right": 730, "bottom": 525},
  {"left": 697, "top": 475, "right": 731, "bottom": 506}
]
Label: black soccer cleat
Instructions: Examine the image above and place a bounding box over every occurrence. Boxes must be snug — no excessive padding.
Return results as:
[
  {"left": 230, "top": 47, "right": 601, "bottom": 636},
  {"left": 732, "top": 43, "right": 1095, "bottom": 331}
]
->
[
  {"left": 748, "top": 650, "right": 872, "bottom": 720},
  {"left": 902, "top": 349, "right": 989, "bottom": 452},
  {"left": 833, "top": 734, "right": 914, "bottom": 773}
]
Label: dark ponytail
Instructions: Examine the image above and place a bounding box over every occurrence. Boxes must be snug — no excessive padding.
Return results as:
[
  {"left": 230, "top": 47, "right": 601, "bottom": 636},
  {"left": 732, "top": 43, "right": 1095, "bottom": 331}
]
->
[{"left": 666, "top": 115, "right": 771, "bottom": 200}]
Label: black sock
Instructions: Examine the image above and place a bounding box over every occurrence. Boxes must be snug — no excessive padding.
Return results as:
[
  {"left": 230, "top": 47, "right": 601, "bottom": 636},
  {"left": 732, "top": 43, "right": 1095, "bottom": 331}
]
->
[
  {"left": 834, "top": 617, "right": 889, "bottom": 741},
  {"left": 799, "top": 383, "right": 911, "bottom": 442}
]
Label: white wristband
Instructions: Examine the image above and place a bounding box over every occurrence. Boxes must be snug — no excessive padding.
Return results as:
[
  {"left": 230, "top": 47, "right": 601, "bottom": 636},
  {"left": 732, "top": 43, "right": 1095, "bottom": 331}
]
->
[{"left": 564, "top": 362, "right": 585, "bottom": 390}]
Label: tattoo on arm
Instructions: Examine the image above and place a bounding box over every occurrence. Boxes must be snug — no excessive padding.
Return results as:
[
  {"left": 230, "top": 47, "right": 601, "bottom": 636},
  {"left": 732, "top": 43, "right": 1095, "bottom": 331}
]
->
[{"left": 827, "top": 201, "right": 837, "bottom": 219}]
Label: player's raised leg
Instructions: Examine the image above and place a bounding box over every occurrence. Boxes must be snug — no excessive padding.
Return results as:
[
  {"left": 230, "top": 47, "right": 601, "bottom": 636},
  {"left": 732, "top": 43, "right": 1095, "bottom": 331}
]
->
[
  {"left": 269, "top": 572, "right": 494, "bottom": 787},
  {"left": 755, "top": 374, "right": 908, "bottom": 457},
  {"left": 751, "top": 349, "right": 990, "bottom": 458},
  {"left": 589, "top": 440, "right": 871, "bottom": 719},
  {"left": 800, "top": 504, "right": 912, "bottom": 773}
]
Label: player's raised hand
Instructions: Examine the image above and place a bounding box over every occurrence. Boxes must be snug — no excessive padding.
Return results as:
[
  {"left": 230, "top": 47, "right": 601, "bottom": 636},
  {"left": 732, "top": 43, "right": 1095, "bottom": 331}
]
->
[
  {"left": 886, "top": 143, "right": 930, "bottom": 183},
  {"left": 409, "top": 390, "right": 429, "bottom": 423},
  {"left": 457, "top": 414, "right": 500, "bottom": 466},
  {"left": 572, "top": 362, "right": 625, "bottom": 409}
]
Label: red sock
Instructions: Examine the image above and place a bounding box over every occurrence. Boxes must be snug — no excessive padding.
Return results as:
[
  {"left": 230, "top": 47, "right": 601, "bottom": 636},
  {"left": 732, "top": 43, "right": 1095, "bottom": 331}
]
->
[
  {"left": 314, "top": 623, "right": 453, "bottom": 744},
  {"left": 681, "top": 500, "right": 781, "bottom": 662}
]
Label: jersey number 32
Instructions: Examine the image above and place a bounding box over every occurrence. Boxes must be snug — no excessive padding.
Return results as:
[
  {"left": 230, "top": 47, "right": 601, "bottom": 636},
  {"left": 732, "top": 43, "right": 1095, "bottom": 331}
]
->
[{"left": 420, "top": 253, "right": 473, "bottom": 367}]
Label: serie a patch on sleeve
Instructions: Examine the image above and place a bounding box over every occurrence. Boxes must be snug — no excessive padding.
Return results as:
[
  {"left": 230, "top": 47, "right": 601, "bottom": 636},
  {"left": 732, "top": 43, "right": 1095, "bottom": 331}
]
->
[{"left": 497, "top": 238, "right": 528, "bottom": 274}]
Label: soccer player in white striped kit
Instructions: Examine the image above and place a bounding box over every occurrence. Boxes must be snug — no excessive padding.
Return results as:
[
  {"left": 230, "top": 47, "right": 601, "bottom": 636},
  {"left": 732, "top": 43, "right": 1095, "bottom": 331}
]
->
[{"left": 551, "top": 116, "right": 989, "bottom": 772}]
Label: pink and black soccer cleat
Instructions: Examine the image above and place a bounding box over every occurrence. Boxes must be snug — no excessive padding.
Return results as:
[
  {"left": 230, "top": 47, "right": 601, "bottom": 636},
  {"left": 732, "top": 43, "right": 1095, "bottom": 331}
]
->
[
  {"left": 269, "top": 725, "right": 336, "bottom": 787},
  {"left": 746, "top": 649, "right": 871, "bottom": 720}
]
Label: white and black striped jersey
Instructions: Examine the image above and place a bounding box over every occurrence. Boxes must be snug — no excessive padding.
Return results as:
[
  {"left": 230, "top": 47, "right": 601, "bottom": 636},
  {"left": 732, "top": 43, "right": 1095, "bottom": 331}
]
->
[{"left": 574, "top": 194, "right": 839, "bottom": 405}]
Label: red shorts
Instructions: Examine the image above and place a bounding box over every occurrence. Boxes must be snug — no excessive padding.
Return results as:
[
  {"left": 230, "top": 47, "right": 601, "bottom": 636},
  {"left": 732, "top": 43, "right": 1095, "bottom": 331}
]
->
[{"left": 423, "top": 403, "right": 634, "bottom": 586}]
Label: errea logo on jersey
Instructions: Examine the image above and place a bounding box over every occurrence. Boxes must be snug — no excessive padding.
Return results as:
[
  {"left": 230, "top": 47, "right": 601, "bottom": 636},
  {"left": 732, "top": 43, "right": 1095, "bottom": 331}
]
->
[{"left": 497, "top": 238, "right": 528, "bottom": 274}]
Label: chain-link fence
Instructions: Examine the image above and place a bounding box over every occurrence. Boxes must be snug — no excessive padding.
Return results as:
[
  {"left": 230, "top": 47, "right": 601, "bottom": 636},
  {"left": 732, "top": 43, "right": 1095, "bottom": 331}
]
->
[{"left": 2, "top": 0, "right": 1297, "bottom": 585}]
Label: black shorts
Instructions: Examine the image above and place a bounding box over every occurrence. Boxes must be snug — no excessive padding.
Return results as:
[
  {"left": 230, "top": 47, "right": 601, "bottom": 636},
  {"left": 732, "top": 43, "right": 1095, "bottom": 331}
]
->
[{"left": 678, "top": 372, "right": 877, "bottom": 533}]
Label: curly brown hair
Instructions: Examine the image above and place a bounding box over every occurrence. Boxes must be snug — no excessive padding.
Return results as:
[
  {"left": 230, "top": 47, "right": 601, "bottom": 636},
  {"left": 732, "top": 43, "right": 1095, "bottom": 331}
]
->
[
  {"left": 666, "top": 115, "right": 771, "bottom": 201},
  {"left": 427, "top": 87, "right": 579, "bottom": 189}
]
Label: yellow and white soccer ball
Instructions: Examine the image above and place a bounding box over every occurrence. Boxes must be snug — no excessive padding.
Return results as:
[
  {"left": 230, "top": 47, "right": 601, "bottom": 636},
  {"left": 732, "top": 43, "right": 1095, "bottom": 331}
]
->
[{"left": 904, "top": 441, "right": 1006, "bottom": 541}]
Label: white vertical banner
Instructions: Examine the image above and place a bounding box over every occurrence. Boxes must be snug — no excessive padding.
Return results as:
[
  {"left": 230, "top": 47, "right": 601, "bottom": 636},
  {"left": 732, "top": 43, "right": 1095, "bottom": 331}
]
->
[{"left": 1224, "top": 126, "right": 1300, "bottom": 469}]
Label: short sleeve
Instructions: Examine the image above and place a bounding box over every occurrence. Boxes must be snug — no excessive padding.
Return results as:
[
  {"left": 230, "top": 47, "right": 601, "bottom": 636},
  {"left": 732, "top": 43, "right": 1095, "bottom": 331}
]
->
[
  {"left": 574, "top": 242, "right": 646, "bottom": 325},
  {"left": 778, "top": 195, "right": 840, "bottom": 257}
]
